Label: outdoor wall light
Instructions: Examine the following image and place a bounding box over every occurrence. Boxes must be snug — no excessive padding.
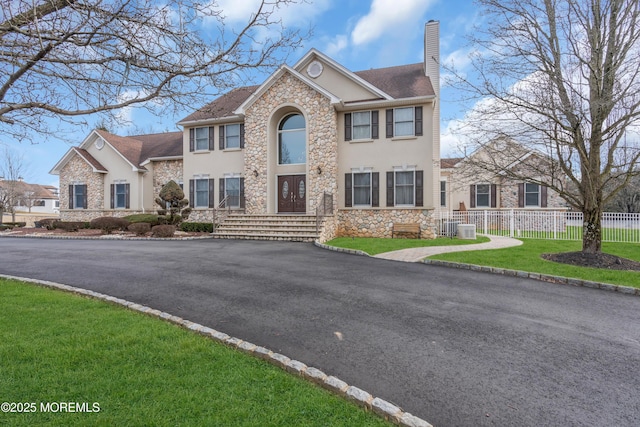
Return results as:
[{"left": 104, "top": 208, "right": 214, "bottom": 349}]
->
[
  {"left": 253, "top": 169, "right": 259, "bottom": 177},
  {"left": 317, "top": 166, "right": 322, "bottom": 175}
]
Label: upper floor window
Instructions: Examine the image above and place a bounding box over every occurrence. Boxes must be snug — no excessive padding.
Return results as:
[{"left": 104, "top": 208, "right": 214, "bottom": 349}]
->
[
  {"left": 189, "top": 127, "right": 214, "bottom": 152},
  {"left": 195, "top": 127, "right": 209, "bottom": 151},
  {"left": 345, "top": 111, "right": 379, "bottom": 141},
  {"left": 220, "top": 123, "right": 244, "bottom": 150},
  {"left": 278, "top": 114, "right": 306, "bottom": 165},
  {"left": 385, "top": 107, "right": 423, "bottom": 138}
]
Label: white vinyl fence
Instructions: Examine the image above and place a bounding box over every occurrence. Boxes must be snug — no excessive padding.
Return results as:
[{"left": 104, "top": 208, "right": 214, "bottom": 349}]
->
[{"left": 436, "top": 210, "right": 640, "bottom": 244}]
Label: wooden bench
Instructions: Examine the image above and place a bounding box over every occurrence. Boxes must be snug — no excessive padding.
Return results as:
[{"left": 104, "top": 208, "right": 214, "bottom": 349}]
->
[{"left": 392, "top": 223, "right": 420, "bottom": 239}]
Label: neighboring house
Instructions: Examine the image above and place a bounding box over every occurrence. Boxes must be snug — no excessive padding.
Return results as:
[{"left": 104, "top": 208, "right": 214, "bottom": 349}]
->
[
  {"left": 0, "top": 179, "right": 59, "bottom": 215},
  {"left": 51, "top": 21, "right": 442, "bottom": 240},
  {"left": 439, "top": 138, "right": 566, "bottom": 213},
  {"left": 50, "top": 131, "right": 183, "bottom": 220}
]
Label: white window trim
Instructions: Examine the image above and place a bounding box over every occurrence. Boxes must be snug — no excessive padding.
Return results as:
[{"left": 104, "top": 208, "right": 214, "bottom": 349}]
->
[
  {"left": 114, "top": 182, "right": 128, "bottom": 209},
  {"left": 193, "top": 175, "right": 210, "bottom": 208},
  {"left": 224, "top": 124, "right": 241, "bottom": 150},
  {"left": 475, "top": 183, "right": 491, "bottom": 208},
  {"left": 223, "top": 174, "right": 242, "bottom": 208},
  {"left": 278, "top": 114, "right": 306, "bottom": 166},
  {"left": 524, "top": 182, "right": 541, "bottom": 207},
  {"left": 352, "top": 111, "right": 372, "bottom": 141},
  {"left": 440, "top": 180, "right": 447, "bottom": 207},
  {"left": 393, "top": 166, "right": 416, "bottom": 207},
  {"left": 394, "top": 107, "right": 415, "bottom": 138},
  {"left": 194, "top": 127, "right": 209, "bottom": 151},
  {"left": 72, "top": 183, "right": 85, "bottom": 210},
  {"left": 350, "top": 168, "right": 373, "bottom": 207}
]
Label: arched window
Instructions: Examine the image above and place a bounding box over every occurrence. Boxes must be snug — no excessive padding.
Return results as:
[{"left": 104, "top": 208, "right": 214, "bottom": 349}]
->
[{"left": 278, "top": 114, "right": 306, "bottom": 165}]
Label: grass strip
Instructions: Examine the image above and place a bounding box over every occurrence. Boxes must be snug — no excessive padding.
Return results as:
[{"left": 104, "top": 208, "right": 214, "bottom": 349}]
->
[
  {"left": 0, "top": 279, "right": 389, "bottom": 427},
  {"left": 326, "top": 236, "right": 490, "bottom": 256},
  {"left": 428, "top": 239, "right": 640, "bottom": 289}
]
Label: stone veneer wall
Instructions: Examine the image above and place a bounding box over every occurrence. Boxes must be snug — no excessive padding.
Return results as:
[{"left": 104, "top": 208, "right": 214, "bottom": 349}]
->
[
  {"left": 243, "top": 72, "right": 338, "bottom": 214},
  {"left": 317, "top": 214, "right": 338, "bottom": 243},
  {"left": 337, "top": 209, "right": 436, "bottom": 239},
  {"left": 59, "top": 155, "right": 104, "bottom": 221},
  {"left": 152, "top": 160, "right": 183, "bottom": 202},
  {"left": 499, "top": 182, "right": 566, "bottom": 209}
]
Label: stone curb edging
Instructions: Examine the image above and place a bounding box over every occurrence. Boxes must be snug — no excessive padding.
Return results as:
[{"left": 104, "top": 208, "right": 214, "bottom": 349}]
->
[
  {"left": 314, "top": 240, "right": 372, "bottom": 257},
  {"left": 421, "top": 259, "right": 640, "bottom": 297},
  {"left": 0, "top": 233, "right": 213, "bottom": 241},
  {"left": 0, "top": 273, "right": 433, "bottom": 427},
  {"left": 315, "top": 240, "right": 640, "bottom": 297}
]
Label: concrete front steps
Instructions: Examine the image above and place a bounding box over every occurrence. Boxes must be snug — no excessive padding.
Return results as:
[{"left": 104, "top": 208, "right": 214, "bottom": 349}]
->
[{"left": 212, "top": 214, "right": 319, "bottom": 242}]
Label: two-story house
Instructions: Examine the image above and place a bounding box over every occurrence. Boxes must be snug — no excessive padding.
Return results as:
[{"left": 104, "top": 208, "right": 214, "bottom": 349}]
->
[{"left": 51, "top": 21, "right": 442, "bottom": 241}]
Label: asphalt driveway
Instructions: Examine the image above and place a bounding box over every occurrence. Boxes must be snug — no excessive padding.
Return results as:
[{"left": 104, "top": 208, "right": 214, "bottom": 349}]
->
[{"left": 1, "top": 237, "right": 639, "bottom": 426}]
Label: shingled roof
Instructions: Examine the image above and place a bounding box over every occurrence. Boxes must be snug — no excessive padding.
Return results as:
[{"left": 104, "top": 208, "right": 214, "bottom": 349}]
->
[
  {"left": 354, "top": 63, "right": 434, "bottom": 99},
  {"left": 0, "top": 180, "right": 58, "bottom": 199},
  {"left": 95, "top": 130, "right": 182, "bottom": 169},
  {"left": 180, "top": 62, "right": 435, "bottom": 123}
]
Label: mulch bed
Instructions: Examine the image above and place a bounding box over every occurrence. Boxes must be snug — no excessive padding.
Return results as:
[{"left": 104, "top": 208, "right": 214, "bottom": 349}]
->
[
  {"left": 2, "top": 227, "right": 210, "bottom": 239},
  {"left": 542, "top": 252, "right": 640, "bottom": 272}
]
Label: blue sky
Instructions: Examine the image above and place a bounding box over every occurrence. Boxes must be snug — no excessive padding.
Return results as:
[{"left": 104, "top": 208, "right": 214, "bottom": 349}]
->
[{"left": 8, "top": 0, "right": 481, "bottom": 187}]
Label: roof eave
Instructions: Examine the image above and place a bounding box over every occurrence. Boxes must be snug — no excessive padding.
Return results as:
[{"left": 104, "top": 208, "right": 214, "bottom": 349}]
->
[
  {"left": 336, "top": 95, "right": 436, "bottom": 111},
  {"left": 140, "top": 155, "right": 183, "bottom": 167},
  {"left": 177, "top": 115, "right": 244, "bottom": 127}
]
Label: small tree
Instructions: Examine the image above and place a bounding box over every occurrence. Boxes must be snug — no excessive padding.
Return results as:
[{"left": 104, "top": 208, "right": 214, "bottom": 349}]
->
[{"left": 155, "top": 181, "right": 191, "bottom": 225}]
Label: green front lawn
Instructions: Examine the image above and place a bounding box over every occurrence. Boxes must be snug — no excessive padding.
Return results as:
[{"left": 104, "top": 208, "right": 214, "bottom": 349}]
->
[
  {"left": 326, "top": 236, "right": 490, "bottom": 256},
  {"left": 0, "top": 279, "right": 389, "bottom": 427},
  {"left": 429, "top": 239, "right": 640, "bottom": 289}
]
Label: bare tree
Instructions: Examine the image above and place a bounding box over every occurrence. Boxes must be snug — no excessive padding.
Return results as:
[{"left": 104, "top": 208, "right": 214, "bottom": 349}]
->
[
  {"left": 447, "top": 0, "right": 640, "bottom": 253},
  {"left": 0, "top": 0, "right": 306, "bottom": 139},
  {"left": 0, "top": 147, "right": 27, "bottom": 222},
  {"left": 605, "top": 174, "right": 640, "bottom": 212}
]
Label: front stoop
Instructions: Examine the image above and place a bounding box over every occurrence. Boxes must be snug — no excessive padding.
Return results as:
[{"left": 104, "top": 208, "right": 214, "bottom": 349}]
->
[{"left": 213, "top": 214, "right": 319, "bottom": 242}]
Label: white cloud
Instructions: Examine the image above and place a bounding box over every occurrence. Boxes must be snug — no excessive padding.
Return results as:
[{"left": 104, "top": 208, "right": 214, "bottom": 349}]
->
[
  {"left": 324, "top": 34, "right": 349, "bottom": 57},
  {"left": 351, "top": 0, "right": 435, "bottom": 46}
]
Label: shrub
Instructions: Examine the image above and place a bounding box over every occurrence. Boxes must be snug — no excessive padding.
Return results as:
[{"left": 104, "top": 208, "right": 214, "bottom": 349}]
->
[
  {"left": 128, "top": 222, "right": 151, "bottom": 236},
  {"left": 151, "top": 224, "right": 175, "bottom": 238},
  {"left": 180, "top": 222, "right": 214, "bottom": 233},
  {"left": 123, "top": 214, "right": 161, "bottom": 226},
  {"left": 90, "top": 217, "right": 130, "bottom": 234},
  {"left": 38, "top": 218, "right": 59, "bottom": 230},
  {"left": 53, "top": 221, "right": 87, "bottom": 232},
  {"left": 3, "top": 222, "right": 26, "bottom": 228}
]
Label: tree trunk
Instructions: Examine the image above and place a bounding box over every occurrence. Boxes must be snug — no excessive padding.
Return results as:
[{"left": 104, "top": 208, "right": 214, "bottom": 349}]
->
[{"left": 582, "top": 207, "right": 602, "bottom": 253}]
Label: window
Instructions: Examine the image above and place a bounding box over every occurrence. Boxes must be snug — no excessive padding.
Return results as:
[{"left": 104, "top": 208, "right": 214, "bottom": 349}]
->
[
  {"left": 475, "top": 184, "right": 491, "bottom": 207},
  {"left": 525, "top": 183, "right": 540, "bottom": 207},
  {"left": 110, "top": 183, "right": 130, "bottom": 209},
  {"left": 69, "top": 183, "right": 87, "bottom": 209},
  {"left": 225, "top": 177, "right": 241, "bottom": 208},
  {"left": 345, "top": 172, "right": 379, "bottom": 207},
  {"left": 220, "top": 124, "right": 244, "bottom": 150},
  {"left": 189, "top": 127, "right": 213, "bottom": 152},
  {"left": 395, "top": 171, "right": 415, "bottom": 206},
  {"left": 394, "top": 107, "right": 414, "bottom": 137},
  {"left": 195, "top": 179, "right": 209, "bottom": 208},
  {"left": 385, "top": 107, "right": 423, "bottom": 138},
  {"left": 195, "top": 127, "right": 209, "bottom": 150},
  {"left": 278, "top": 114, "right": 306, "bottom": 165},
  {"left": 34, "top": 200, "right": 45, "bottom": 207},
  {"left": 353, "top": 173, "right": 371, "bottom": 206},
  {"left": 345, "top": 111, "right": 378, "bottom": 141},
  {"left": 440, "top": 181, "right": 447, "bottom": 207},
  {"left": 386, "top": 170, "right": 423, "bottom": 207},
  {"left": 115, "top": 183, "right": 127, "bottom": 208},
  {"left": 55, "top": 201, "right": 60, "bottom": 208}
]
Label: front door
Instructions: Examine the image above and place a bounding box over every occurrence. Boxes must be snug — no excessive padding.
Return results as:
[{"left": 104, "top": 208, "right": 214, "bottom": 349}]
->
[{"left": 277, "top": 175, "right": 306, "bottom": 213}]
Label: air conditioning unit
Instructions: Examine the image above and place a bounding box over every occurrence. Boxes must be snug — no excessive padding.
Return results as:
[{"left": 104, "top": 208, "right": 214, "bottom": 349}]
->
[{"left": 457, "top": 224, "right": 476, "bottom": 240}]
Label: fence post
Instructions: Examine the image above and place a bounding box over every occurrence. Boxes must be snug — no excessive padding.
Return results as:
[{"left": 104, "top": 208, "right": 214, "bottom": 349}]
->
[
  {"left": 484, "top": 210, "right": 488, "bottom": 235},
  {"left": 509, "top": 209, "right": 514, "bottom": 237}
]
